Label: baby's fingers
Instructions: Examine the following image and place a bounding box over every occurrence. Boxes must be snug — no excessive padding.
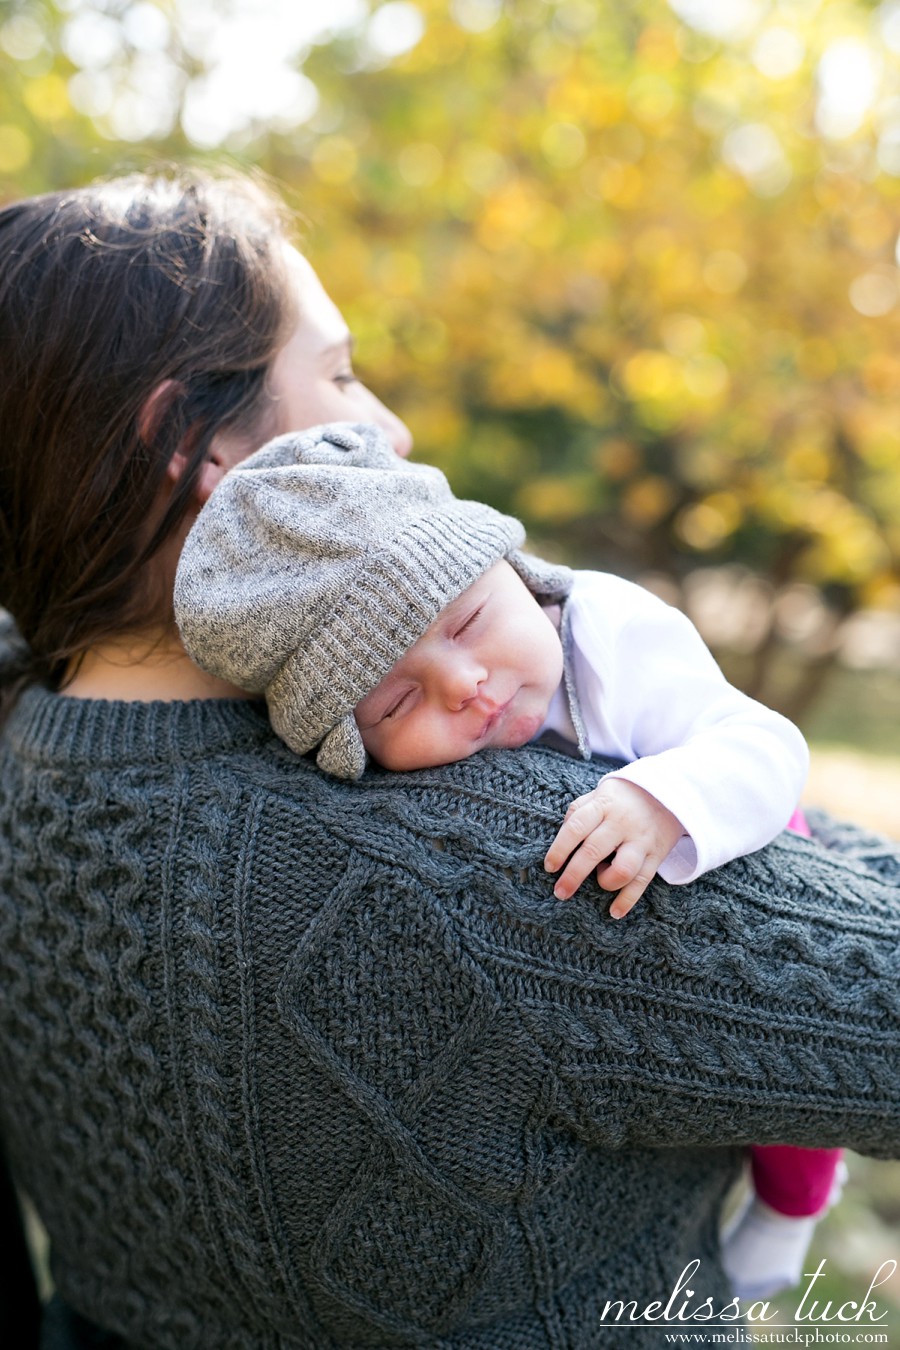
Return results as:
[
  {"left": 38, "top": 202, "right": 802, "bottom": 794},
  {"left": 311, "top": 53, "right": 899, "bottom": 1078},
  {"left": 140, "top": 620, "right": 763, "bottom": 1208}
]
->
[
  {"left": 608, "top": 872, "right": 653, "bottom": 920},
  {"left": 598, "top": 845, "right": 656, "bottom": 919},
  {"left": 608, "top": 881, "right": 650, "bottom": 920},
  {"left": 561, "top": 790, "right": 602, "bottom": 822},
  {"left": 544, "top": 795, "right": 609, "bottom": 873},
  {"left": 550, "top": 825, "right": 622, "bottom": 900}
]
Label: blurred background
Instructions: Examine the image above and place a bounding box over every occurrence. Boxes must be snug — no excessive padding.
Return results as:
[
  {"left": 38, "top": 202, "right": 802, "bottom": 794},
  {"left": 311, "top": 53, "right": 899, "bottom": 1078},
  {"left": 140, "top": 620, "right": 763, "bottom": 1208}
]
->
[{"left": 2, "top": 0, "right": 900, "bottom": 1335}]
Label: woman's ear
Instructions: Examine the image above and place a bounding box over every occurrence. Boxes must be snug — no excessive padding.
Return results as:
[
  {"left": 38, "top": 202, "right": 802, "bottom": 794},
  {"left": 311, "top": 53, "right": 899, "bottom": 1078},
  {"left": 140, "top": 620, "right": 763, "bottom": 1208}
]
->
[
  {"left": 142, "top": 378, "right": 252, "bottom": 505},
  {"left": 139, "top": 380, "right": 215, "bottom": 500},
  {"left": 139, "top": 379, "right": 183, "bottom": 448},
  {"left": 140, "top": 381, "right": 229, "bottom": 504},
  {"left": 188, "top": 424, "right": 254, "bottom": 504},
  {"left": 167, "top": 446, "right": 227, "bottom": 505}
]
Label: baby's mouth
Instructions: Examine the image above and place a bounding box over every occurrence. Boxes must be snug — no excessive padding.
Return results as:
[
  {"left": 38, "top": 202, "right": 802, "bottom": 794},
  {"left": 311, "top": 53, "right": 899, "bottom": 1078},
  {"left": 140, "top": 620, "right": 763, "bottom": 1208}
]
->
[{"left": 476, "top": 698, "right": 512, "bottom": 743}]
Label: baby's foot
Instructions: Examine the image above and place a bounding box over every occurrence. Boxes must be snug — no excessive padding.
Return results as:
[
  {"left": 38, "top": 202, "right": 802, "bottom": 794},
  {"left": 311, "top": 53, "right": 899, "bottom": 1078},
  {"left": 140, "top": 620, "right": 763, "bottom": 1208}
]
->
[
  {"left": 721, "top": 1162, "right": 848, "bottom": 1301},
  {"left": 721, "top": 1197, "right": 818, "bottom": 1299}
]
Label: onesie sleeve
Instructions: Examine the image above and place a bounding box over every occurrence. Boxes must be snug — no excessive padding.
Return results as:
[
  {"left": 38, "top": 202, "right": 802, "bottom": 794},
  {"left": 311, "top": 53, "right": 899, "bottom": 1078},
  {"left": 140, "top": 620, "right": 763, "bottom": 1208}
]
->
[{"left": 565, "top": 573, "right": 809, "bottom": 883}]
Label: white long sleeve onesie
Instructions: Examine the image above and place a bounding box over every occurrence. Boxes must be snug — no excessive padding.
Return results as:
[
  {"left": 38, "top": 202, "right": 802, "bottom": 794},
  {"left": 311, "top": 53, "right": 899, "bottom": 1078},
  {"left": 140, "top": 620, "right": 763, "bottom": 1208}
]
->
[{"left": 538, "top": 570, "right": 809, "bottom": 885}]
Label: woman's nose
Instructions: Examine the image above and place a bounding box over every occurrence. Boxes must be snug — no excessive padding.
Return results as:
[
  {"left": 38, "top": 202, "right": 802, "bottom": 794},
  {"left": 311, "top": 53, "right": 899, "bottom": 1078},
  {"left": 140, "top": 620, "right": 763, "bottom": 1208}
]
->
[
  {"left": 368, "top": 391, "right": 413, "bottom": 458},
  {"left": 385, "top": 409, "right": 413, "bottom": 458}
]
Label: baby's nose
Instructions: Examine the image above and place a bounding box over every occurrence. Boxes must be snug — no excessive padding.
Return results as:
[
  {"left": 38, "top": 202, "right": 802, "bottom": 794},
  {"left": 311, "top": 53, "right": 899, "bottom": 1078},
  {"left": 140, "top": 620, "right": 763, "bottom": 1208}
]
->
[{"left": 438, "top": 658, "right": 486, "bottom": 710}]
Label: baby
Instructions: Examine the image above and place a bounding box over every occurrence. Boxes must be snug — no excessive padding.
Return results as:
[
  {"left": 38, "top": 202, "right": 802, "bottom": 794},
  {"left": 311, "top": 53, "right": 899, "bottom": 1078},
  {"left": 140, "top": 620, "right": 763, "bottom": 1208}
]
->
[{"left": 175, "top": 421, "right": 843, "bottom": 1302}]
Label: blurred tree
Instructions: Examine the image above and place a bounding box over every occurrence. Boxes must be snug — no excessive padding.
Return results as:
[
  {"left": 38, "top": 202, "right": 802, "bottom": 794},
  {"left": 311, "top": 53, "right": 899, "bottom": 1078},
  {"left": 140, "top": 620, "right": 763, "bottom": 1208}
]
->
[
  {"left": 5, "top": 0, "right": 900, "bottom": 718},
  {"left": 283, "top": 0, "right": 900, "bottom": 720}
]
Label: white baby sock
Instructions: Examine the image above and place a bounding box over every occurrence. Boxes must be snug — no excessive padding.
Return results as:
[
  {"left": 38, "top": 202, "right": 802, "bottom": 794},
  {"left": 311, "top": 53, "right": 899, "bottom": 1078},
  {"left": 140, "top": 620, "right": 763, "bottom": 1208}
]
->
[{"left": 721, "top": 1162, "right": 848, "bottom": 1302}]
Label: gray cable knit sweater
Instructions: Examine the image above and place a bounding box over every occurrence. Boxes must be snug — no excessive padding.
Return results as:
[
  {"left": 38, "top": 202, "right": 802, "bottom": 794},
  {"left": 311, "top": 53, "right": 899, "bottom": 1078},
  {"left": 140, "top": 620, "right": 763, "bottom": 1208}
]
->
[{"left": 1, "top": 688, "right": 899, "bottom": 1350}]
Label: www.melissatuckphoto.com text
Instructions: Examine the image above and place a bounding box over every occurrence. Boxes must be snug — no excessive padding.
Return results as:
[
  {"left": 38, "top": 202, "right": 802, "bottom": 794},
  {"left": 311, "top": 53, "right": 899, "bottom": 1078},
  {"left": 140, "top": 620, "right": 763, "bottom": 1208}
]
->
[{"left": 596, "top": 1258, "right": 897, "bottom": 1345}]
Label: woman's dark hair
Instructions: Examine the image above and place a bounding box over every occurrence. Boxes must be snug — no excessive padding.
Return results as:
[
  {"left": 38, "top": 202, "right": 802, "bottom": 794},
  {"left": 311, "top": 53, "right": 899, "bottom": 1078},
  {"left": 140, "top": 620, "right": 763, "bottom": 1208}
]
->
[{"left": 0, "top": 167, "right": 294, "bottom": 712}]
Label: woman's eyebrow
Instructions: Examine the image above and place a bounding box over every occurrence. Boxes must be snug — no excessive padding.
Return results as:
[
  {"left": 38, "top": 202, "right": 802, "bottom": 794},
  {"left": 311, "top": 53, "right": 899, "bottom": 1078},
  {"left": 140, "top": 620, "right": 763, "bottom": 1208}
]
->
[{"left": 322, "top": 334, "right": 355, "bottom": 357}]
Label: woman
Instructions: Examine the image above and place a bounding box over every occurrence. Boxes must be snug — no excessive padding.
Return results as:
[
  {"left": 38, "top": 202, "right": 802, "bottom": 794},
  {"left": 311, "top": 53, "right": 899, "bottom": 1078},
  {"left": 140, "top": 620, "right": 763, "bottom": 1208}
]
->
[{"left": 0, "top": 169, "right": 898, "bottom": 1350}]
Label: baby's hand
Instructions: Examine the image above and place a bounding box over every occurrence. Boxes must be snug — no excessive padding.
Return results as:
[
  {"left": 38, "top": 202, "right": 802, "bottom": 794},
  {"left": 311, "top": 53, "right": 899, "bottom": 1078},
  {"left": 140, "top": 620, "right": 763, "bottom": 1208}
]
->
[{"left": 543, "top": 779, "right": 684, "bottom": 918}]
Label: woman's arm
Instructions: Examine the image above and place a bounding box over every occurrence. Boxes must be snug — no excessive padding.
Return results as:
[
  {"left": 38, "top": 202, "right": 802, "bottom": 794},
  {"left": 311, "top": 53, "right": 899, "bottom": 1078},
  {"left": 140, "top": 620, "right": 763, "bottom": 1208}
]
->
[{"left": 372, "top": 744, "right": 900, "bottom": 1159}]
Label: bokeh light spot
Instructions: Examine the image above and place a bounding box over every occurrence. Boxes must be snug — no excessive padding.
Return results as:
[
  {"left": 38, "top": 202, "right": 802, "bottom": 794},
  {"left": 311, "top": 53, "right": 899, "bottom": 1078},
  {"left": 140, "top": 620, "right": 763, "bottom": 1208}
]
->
[
  {"left": 849, "top": 269, "right": 899, "bottom": 317},
  {"left": 0, "top": 125, "right": 31, "bottom": 173},
  {"left": 702, "top": 250, "right": 748, "bottom": 294},
  {"left": 753, "top": 26, "right": 804, "bottom": 80}
]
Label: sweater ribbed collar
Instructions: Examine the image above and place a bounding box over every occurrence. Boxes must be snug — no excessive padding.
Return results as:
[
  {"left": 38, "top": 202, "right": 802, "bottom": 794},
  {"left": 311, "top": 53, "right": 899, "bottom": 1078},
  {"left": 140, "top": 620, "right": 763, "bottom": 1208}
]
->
[{"left": 3, "top": 686, "right": 272, "bottom": 768}]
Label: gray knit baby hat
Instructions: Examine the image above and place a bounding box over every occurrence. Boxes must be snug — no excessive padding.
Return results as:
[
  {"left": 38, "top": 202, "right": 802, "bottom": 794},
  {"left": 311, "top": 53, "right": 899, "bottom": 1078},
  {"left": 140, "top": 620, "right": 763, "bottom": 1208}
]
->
[{"left": 175, "top": 422, "right": 573, "bottom": 779}]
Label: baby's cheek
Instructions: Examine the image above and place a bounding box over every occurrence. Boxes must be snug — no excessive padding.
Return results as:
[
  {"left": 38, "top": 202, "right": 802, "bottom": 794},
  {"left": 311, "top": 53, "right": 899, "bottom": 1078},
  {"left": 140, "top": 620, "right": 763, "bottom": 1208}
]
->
[
  {"left": 374, "top": 716, "right": 446, "bottom": 772},
  {"left": 405, "top": 716, "right": 460, "bottom": 770},
  {"left": 372, "top": 731, "right": 415, "bottom": 771},
  {"left": 500, "top": 710, "right": 545, "bottom": 749}
]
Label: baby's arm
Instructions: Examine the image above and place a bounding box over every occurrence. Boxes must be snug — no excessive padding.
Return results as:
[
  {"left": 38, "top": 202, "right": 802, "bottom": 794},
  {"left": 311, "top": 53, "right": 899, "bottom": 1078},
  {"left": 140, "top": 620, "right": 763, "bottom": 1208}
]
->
[
  {"left": 542, "top": 571, "right": 809, "bottom": 913},
  {"left": 544, "top": 778, "right": 684, "bottom": 917}
]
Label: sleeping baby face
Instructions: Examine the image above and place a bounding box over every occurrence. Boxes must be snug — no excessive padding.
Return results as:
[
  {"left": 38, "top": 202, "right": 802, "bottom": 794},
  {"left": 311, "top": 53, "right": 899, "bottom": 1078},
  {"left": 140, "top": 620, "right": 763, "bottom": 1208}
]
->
[{"left": 354, "top": 560, "right": 564, "bottom": 772}]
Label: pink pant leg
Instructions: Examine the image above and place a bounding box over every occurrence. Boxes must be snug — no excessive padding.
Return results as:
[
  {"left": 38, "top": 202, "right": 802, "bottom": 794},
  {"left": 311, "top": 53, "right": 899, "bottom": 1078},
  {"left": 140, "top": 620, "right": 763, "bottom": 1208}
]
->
[
  {"left": 787, "top": 807, "right": 812, "bottom": 837},
  {"left": 751, "top": 1144, "right": 844, "bottom": 1217}
]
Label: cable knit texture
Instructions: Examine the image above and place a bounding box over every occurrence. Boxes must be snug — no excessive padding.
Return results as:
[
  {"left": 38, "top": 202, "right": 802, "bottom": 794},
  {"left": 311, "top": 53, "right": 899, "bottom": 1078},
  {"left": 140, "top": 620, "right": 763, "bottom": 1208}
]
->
[{"left": 0, "top": 688, "right": 899, "bottom": 1349}]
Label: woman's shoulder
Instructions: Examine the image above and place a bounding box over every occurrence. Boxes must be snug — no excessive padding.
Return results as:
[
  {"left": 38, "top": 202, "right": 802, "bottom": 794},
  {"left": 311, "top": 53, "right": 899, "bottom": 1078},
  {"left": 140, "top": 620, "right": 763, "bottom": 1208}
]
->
[
  {"left": 245, "top": 736, "right": 620, "bottom": 852},
  {"left": 0, "top": 683, "right": 614, "bottom": 845}
]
